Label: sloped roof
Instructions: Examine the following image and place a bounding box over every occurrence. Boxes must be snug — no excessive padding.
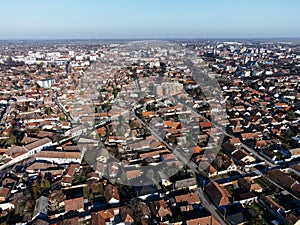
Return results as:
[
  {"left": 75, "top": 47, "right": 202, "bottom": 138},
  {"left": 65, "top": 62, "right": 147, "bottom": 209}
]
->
[{"left": 206, "top": 182, "right": 231, "bottom": 206}]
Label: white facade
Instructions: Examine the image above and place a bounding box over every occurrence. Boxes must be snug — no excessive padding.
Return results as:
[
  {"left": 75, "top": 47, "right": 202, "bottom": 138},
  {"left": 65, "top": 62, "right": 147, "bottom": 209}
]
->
[{"left": 37, "top": 79, "right": 56, "bottom": 88}]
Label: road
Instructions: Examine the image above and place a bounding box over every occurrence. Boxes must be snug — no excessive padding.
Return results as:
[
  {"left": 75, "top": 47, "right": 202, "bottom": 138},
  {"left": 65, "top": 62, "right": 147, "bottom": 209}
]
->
[
  {"left": 225, "top": 132, "right": 275, "bottom": 167},
  {"left": 133, "top": 113, "right": 228, "bottom": 225},
  {"left": 1, "top": 99, "right": 13, "bottom": 124},
  {"left": 224, "top": 132, "right": 300, "bottom": 200},
  {"left": 56, "top": 100, "right": 75, "bottom": 122},
  {"left": 249, "top": 166, "right": 300, "bottom": 200},
  {"left": 241, "top": 143, "right": 274, "bottom": 167}
]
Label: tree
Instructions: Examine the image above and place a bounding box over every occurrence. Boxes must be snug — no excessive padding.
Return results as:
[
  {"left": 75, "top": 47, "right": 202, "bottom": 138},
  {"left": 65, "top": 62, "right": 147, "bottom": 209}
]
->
[
  {"left": 287, "top": 110, "right": 295, "bottom": 120},
  {"left": 83, "top": 186, "right": 91, "bottom": 199},
  {"left": 99, "top": 88, "right": 107, "bottom": 92},
  {"left": 31, "top": 180, "right": 41, "bottom": 199},
  {"left": 9, "top": 135, "right": 17, "bottom": 145},
  {"left": 176, "top": 215, "right": 182, "bottom": 222},
  {"left": 40, "top": 179, "right": 50, "bottom": 190},
  {"left": 99, "top": 183, "right": 104, "bottom": 195},
  {"left": 45, "top": 107, "right": 52, "bottom": 115}
]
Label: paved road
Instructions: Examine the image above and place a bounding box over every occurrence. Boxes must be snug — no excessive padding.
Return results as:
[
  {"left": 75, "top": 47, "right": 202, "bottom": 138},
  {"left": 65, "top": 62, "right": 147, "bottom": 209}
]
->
[
  {"left": 133, "top": 113, "right": 228, "bottom": 225},
  {"left": 225, "top": 132, "right": 275, "bottom": 167},
  {"left": 1, "top": 100, "right": 13, "bottom": 124},
  {"left": 249, "top": 166, "right": 300, "bottom": 200},
  {"left": 242, "top": 143, "right": 274, "bottom": 167},
  {"left": 56, "top": 100, "right": 75, "bottom": 122}
]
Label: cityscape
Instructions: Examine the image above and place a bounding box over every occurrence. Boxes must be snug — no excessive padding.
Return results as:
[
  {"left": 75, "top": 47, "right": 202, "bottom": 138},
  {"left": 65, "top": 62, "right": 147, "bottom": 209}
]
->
[{"left": 0, "top": 1, "right": 300, "bottom": 225}]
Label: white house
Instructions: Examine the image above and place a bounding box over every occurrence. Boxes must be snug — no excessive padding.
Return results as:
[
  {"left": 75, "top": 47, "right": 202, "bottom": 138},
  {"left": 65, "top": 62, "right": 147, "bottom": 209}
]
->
[{"left": 35, "top": 151, "right": 81, "bottom": 164}]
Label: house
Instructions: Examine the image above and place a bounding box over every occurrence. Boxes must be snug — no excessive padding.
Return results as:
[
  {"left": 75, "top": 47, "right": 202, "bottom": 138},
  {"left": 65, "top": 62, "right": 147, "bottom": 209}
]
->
[
  {"left": 32, "top": 196, "right": 48, "bottom": 220},
  {"left": 291, "top": 164, "right": 300, "bottom": 177},
  {"left": 64, "top": 197, "right": 84, "bottom": 212},
  {"left": 136, "top": 184, "right": 159, "bottom": 200},
  {"left": 0, "top": 187, "right": 10, "bottom": 202},
  {"left": 25, "top": 137, "right": 53, "bottom": 155},
  {"left": 149, "top": 199, "right": 172, "bottom": 222},
  {"left": 142, "top": 111, "right": 155, "bottom": 119},
  {"left": 285, "top": 212, "right": 300, "bottom": 225},
  {"left": 289, "top": 148, "right": 300, "bottom": 160},
  {"left": 35, "top": 151, "right": 81, "bottom": 164},
  {"left": 104, "top": 184, "right": 120, "bottom": 204},
  {"left": 58, "top": 217, "right": 79, "bottom": 225},
  {"left": 150, "top": 141, "right": 166, "bottom": 150},
  {"left": 193, "top": 146, "right": 204, "bottom": 154},
  {"left": 120, "top": 206, "right": 135, "bottom": 224},
  {"left": 66, "top": 125, "right": 87, "bottom": 138},
  {"left": 229, "top": 138, "right": 242, "bottom": 146},
  {"left": 95, "top": 161, "right": 106, "bottom": 177},
  {"left": 174, "top": 192, "right": 201, "bottom": 206},
  {"left": 21, "top": 136, "right": 39, "bottom": 145},
  {"left": 202, "top": 163, "right": 218, "bottom": 177},
  {"left": 222, "top": 142, "right": 237, "bottom": 155},
  {"left": 225, "top": 205, "right": 257, "bottom": 225},
  {"left": 0, "top": 203, "right": 14, "bottom": 213},
  {"left": 127, "top": 137, "right": 157, "bottom": 152},
  {"left": 61, "top": 176, "right": 73, "bottom": 187},
  {"left": 255, "top": 140, "right": 268, "bottom": 149},
  {"left": 86, "top": 172, "right": 101, "bottom": 182},
  {"left": 241, "top": 132, "right": 262, "bottom": 142},
  {"left": 25, "top": 161, "right": 57, "bottom": 174},
  {"left": 174, "top": 177, "right": 198, "bottom": 190},
  {"left": 37, "top": 131, "right": 56, "bottom": 140},
  {"left": 163, "top": 121, "right": 181, "bottom": 129},
  {"left": 232, "top": 150, "right": 256, "bottom": 165},
  {"left": 139, "top": 149, "right": 170, "bottom": 160},
  {"left": 91, "top": 208, "right": 119, "bottom": 225},
  {"left": 108, "top": 136, "right": 127, "bottom": 144},
  {"left": 185, "top": 215, "right": 220, "bottom": 225},
  {"left": 61, "top": 163, "right": 79, "bottom": 186},
  {"left": 126, "top": 169, "right": 141, "bottom": 180},
  {"left": 4, "top": 138, "right": 53, "bottom": 166},
  {"left": 66, "top": 163, "right": 80, "bottom": 177},
  {"left": 259, "top": 195, "right": 286, "bottom": 222},
  {"left": 107, "top": 162, "right": 119, "bottom": 178},
  {"left": 200, "top": 121, "right": 212, "bottom": 130},
  {"left": 95, "top": 126, "right": 107, "bottom": 138},
  {"left": 267, "top": 169, "right": 300, "bottom": 195},
  {"left": 1, "top": 177, "right": 17, "bottom": 187},
  {"left": 206, "top": 182, "right": 232, "bottom": 206},
  {"left": 238, "top": 177, "right": 262, "bottom": 193},
  {"left": 198, "top": 134, "right": 209, "bottom": 143},
  {"left": 138, "top": 202, "right": 151, "bottom": 220},
  {"left": 32, "top": 218, "right": 49, "bottom": 225}
]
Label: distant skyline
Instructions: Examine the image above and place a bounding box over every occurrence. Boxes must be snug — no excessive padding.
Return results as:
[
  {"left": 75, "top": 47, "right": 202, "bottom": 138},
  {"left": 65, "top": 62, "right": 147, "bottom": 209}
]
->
[{"left": 0, "top": 0, "right": 300, "bottom": 40}]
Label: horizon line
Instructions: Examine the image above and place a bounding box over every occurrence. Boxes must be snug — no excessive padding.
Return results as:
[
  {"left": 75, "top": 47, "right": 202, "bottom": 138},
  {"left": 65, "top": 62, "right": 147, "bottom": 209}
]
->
[{"left": 1, "top": 36, "right": 300, "bottom": 41}]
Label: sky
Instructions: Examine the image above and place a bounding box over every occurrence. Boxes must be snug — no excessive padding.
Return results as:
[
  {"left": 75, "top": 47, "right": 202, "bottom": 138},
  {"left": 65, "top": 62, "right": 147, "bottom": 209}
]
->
[{"left": 0, "top": 0, "right": 299, "bottom": 39}]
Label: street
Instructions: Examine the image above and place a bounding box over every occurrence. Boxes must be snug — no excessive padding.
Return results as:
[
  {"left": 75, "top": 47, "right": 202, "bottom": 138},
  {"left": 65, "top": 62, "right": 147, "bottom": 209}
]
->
[{"left": 133, "top": 113, "right": 228, "bottom": 225}]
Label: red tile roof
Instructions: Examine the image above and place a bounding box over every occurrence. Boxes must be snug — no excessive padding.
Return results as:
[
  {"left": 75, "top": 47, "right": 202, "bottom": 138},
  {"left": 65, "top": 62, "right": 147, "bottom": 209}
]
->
[
  {"left": 186, "top": 215, "right": 220, "bottom": 225},
  {"left": 64, "top": 197, "right": 84, "bottom": 212},
  {"left": 206, "top": 182, "right": 231, "bottom": 206}
]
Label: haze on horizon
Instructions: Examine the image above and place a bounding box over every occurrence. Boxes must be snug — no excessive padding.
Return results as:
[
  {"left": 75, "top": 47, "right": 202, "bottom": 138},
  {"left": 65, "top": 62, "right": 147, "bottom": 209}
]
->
[{"left": 0, "top": 0, "right": 299, "bottom": 40}]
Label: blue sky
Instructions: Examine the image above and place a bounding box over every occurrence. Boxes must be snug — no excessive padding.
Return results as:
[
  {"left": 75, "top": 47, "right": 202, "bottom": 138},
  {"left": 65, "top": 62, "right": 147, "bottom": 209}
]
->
[{"left": 0, "top": 0, "right": 299, "bottom": 39}]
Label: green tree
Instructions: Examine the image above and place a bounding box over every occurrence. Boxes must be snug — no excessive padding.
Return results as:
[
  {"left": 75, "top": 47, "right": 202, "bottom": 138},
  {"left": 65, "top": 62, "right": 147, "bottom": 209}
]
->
[
  {"left": 287, "top": 110, "right": 296, "bottom": 120},
  {"left": 99, "top": 183, "right": 104, "bottom": 195},
  {"left": 31, "top": 180, "right": 41, "bottom": 199},
  {"left": 9, "top": 135, "right": 17, "bottom": 145},
  {"left": 45, "top": 107, "right": 52, "bottom": 115},
  {"left": 40, "top": 179, "right": 51, "bottom": 190},
  {"left": 83, "top": 187, "right": 91, "bottom": 200}
]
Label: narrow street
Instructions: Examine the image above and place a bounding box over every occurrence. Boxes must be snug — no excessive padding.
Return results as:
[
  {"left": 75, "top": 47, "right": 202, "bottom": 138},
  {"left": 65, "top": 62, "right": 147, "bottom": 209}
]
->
[
  {"left": 225, "top": 132, "right": 275, "bottom": 167},
  {"left": 133, "top": 113, "right": 228, "bottom": 225},
  {"left": 1, "top": 99, "right": 12, "bottom": 124}
]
